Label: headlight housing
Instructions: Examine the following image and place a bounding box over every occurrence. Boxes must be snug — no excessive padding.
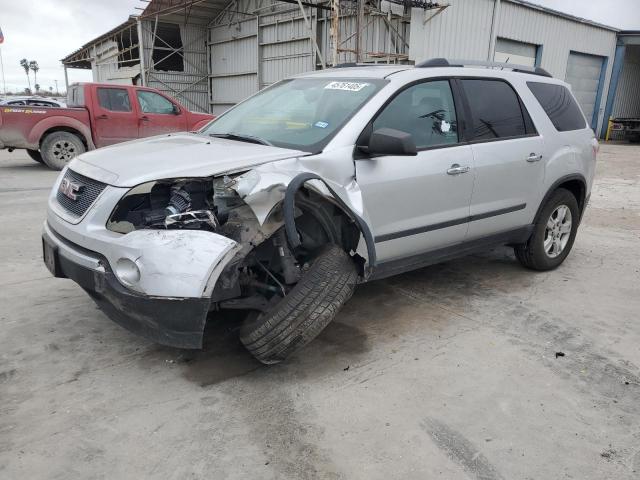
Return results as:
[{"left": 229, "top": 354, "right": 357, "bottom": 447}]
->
[{"left": 106, "top": 177, "right": 241, "bottom": 234}]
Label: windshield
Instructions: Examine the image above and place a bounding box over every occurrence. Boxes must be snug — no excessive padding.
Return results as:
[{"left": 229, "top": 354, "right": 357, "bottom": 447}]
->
[{"left": 202, "top": 77, "right": 387, "bottom": 152}]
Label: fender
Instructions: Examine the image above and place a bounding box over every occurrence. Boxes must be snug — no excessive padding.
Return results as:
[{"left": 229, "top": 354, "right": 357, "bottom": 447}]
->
[
  {"left": 28, "top": 115, "right": 96, "bottom": 150},
  {"left": 283, "top": 172, "right": 377, "bottom": 269},
  {"left": 534, "top": 173, "right": 587, "bottom": 223},
  {"left": 191, "top": 118, "right": 214, "bottom": 131}
]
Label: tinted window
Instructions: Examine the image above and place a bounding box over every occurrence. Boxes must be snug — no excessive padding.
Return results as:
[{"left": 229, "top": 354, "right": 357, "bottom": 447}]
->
[
  {"left": 97, "top": 88, "right": 132, "bottom": 112},
  {"left": 527, "top": 82, "right": 586, "bottom": 132},
  {"left": 372, "top": 80, "right": 458, "bottom": 149},
  {"left": 137, "top": 91, "right": 175, "bottom": 114},
  {"left": 461, "top": 79, "right": 528, "bottom": 140}
]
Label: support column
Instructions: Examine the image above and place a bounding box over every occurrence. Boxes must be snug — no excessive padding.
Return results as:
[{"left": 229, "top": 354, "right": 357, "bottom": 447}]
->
[
  {"left": 64, "top": 66, "right": 69, "bottom": 92},
  {"left": 137, "top": 17, "right": 147, "bottom": 86}
]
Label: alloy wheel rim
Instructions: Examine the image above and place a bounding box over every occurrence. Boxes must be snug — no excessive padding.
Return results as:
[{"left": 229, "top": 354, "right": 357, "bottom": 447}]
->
[
  {"left": 544, "top": 205, "right": 572, "bottom": 258},
  {"left": 53, "top": 141, "right": 76, "bottom": 160}
]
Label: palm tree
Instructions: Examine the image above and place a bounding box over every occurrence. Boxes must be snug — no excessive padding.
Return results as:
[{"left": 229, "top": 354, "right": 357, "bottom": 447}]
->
[
  {"left": 20, "top": 58, "right": 31, "bottom": 91},
  {"left": 29, "top": 61, "right": 39, "bottom": 89},
  {"left": 34, "top": 84, "right": 40, "bottom": 94}
]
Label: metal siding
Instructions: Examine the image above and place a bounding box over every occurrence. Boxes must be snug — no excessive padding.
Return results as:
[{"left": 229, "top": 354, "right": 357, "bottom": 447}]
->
[
  {"left": 612, "top": 46, "right": 640, "bottom": 118},
  {"left": 408, "top": 0, "right": 495, "bottom": 62},
  {"left": 141, "top": 20, "right": 209, "bottom": 113}
]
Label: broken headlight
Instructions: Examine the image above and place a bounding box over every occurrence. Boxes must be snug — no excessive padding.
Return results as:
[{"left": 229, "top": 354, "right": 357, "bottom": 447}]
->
[{"left": 107, "top": 178, "right": 236, "bottom": 234}]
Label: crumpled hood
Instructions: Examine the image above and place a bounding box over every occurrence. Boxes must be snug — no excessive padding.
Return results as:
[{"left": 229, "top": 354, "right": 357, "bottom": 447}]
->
[{"left": 69, "top": 133, "right": 306, "bottom": 187}]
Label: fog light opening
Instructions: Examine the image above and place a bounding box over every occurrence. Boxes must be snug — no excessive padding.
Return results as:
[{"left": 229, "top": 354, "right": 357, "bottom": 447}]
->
[{"left": 115, "top": 258, "right": 141, "bottom": 286}]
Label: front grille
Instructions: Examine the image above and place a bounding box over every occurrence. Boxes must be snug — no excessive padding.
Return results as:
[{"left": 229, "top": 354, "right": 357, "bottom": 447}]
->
[{"left": 56, "top": 169, "right": 107, "bottom": 217}]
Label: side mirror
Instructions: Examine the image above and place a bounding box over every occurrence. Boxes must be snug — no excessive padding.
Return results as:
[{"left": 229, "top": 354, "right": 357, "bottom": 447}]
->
[
  {"left": 172, "top": 104, "right": 181, "bottom": 115},
  {"left": 360, "top": 128, "right": 417, "bottom": 156}
]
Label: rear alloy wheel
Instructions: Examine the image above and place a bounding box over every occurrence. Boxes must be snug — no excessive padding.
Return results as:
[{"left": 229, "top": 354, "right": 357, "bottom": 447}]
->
[
  {"left": 515, "top": 188, "right": 580, "bottom": 271},
  {"left": 26, "top": 149, "right": 44, "bottom": 164},
  {"left": 239, "top": 244, "right": 358, "bottom": 364},
  {"left": 40, "top": 131, "right": 86, "bottom": 170}
]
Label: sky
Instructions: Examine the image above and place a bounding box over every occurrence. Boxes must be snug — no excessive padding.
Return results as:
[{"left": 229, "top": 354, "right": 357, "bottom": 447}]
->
[{"left": 0, "top": 0, "right": 639, "bottom": 94}]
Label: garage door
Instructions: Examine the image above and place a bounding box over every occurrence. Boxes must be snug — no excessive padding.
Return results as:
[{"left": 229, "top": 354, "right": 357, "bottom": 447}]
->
[
  {"left": 565, "top": 51, "right": 605, "bottom": 128},
  {"left": 494, "top": 38, "right": 537, "bottom": 67}
]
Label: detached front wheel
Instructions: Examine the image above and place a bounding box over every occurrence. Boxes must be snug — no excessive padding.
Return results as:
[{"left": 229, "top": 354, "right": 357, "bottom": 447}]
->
[{"left": 240, "top": 244, "right": 358, "bottom": 364}]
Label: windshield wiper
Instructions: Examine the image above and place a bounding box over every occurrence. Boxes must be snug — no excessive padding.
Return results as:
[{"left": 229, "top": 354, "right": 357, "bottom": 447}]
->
[{"left": 209, "top": 132, "right": 272, "bottom": 146}]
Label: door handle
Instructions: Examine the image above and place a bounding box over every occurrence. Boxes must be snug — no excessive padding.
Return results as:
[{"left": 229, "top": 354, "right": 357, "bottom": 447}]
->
[
  {"left": 96, "top": 114, "right": 108, "bottom": 120},
  {"left": 526, "top": 153, "right": 543, "bottom": 162},
  {"left": 139, "top": 116, "right": 149, "bottom": 122},
  {"left": 447, "top": 164, "right": 470, "bottom": 175}
]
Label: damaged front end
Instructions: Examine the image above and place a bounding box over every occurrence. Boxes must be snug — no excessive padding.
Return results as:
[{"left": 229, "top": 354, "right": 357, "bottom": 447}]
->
[{"left": 65, "top": 168, "right": 360, "bottom": 348}]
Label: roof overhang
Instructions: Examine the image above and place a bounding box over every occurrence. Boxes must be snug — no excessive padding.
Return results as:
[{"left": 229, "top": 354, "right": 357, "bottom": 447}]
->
[{"left": 61, "top": 17, "right": 138, "bottom": 69}]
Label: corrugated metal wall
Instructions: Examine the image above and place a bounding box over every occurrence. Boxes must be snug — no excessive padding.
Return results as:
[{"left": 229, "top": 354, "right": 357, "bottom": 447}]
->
[
  {"left": 141, "top": 19, "right": 210, "bottom": 113},
  {"left": 408, "top": 0, "right": 618, "bottom": 133},
  {"left": 612, "top": 45, "right": 640, "bottom": 118},
  {"left": 409, "top": 0, "right": 495, "bottom": 62},
  {"left": 209, "top": 0, "right": 410, "bottom": 114}
]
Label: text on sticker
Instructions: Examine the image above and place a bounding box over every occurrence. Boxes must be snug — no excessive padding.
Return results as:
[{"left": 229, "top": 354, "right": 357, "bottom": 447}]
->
[{"left": 325, "top": 81, "right": 369, "bottom": 92}]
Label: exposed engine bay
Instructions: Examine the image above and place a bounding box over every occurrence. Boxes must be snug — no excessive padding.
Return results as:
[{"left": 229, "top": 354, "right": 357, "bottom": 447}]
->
[{"left": 107, "top": 177, "right": 242, "bottom": 234}]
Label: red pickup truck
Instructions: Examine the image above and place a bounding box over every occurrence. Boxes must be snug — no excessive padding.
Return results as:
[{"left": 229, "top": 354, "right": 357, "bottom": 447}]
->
[{"left": 0, "top": 83, "right": 214, "bottom": 169}]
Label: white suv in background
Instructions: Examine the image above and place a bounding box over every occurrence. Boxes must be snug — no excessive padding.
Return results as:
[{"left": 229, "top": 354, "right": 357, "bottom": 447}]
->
[{"left": 42, "top": 59, "right": 598, "bottom": 364}]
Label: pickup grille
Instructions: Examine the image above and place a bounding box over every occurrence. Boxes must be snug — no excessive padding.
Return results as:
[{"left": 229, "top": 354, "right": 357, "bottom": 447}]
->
[{"left": 56, "top": 169, "right": 107, "bottom": 217}]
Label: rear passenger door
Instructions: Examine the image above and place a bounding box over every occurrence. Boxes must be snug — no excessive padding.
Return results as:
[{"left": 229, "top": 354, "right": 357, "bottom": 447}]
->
[
  {"left": 460, "top": 78, "right": 544, "bottom": 240},
  {"left": 356, "top": 79, "right": 475, "bottom": 262},
  {"left": 94, "top": 87, "right": 139, "bottom": 147}
]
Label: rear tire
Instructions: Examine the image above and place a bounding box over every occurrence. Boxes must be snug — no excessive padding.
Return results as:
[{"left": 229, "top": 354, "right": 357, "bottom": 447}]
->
[
  {"left": 515, "top": 188, "right": 580, "bottom": 271},
  {"left": 240, "top": 244, "right": 358, "bottom": 364},
  {"left": 40, "top": 131, "right": 85, "bottom": 170},
  {"left": 26, "top": 149, "right": 44, "bottom": 164}
]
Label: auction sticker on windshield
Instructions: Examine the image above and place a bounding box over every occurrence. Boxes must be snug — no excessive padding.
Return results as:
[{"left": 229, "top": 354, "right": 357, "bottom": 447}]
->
[{"left": 324, "top": 81, "right": 369, "bottom": 92}]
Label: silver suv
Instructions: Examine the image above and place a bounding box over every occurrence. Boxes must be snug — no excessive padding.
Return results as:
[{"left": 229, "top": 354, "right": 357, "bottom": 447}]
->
[{"left": 42, "top": 59, "right": 598, "bottom": 364}]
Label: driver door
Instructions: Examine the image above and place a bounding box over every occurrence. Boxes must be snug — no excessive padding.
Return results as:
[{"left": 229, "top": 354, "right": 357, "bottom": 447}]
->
[{"left": 355, "top": 79, "right": 475, "bottom": 263}]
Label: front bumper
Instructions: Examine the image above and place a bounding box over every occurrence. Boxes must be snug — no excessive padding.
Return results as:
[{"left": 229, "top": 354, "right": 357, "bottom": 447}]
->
[{"left": 43, "top": 226, "right": 211, "bottom": 348}]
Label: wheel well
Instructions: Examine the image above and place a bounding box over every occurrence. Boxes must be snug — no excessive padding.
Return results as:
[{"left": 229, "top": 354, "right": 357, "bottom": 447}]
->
[
  {"left": 40, "top": 127, "right": 88, "bottom": 149},
  {"left": 556, "top": 179, "right": 586, "bottom": 213}
]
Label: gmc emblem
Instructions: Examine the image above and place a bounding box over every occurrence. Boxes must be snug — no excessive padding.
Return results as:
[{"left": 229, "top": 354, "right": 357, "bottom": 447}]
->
[{"left": 59, "top": 178, "right": 83, "bottom": 201}]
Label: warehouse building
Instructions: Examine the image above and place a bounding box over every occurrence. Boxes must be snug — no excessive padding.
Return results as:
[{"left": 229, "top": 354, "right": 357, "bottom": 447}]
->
[{"left": 61, "top": 0, "right": 639, "bottom": 138}]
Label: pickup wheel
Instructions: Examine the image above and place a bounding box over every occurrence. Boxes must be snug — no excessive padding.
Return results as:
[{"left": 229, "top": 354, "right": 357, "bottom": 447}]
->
[
  {"left": 40, "top": 131, "right": 86, "bottom": 170},
  {"left": 515, "top": 188, "right": 580, "bottom": 271},
  {"left": 239, "top": 244, "right": 358, "bottom": 364},
  {"left": 26, "top": 149, "right": 44, "bottom": 164}
]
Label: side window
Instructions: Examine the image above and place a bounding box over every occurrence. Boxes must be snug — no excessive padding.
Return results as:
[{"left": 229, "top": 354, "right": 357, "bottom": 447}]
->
[
  {"left": 372, "top": 80, "right": 458, "bottom": 149},
  {"left": 527, "top": 82, "right": 586, "bottom": 132},
  {"left": 97, "top": 88, "right": 132, "bottom": 112},
  {"left": 460, "top": 79, "right": 528, "bottom": 140},
  {"left": 137, "top": 91, "right": 175, "bottom": 114}
]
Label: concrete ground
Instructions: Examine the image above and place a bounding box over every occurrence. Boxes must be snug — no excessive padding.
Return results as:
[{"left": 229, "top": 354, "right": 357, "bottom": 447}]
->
[{"left": 1, "top": 144, "right": 639, "bottom": 480}]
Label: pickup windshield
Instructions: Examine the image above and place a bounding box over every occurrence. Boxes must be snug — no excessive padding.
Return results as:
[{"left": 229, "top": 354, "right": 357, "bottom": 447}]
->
[{"left": 202, "top": 77, "right": 387, "bottom": 152}]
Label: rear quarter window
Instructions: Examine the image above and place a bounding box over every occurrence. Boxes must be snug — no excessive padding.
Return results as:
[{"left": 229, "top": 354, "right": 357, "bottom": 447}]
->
[{"left": 527, "top": 82, "right": 586, "bottom": 132}]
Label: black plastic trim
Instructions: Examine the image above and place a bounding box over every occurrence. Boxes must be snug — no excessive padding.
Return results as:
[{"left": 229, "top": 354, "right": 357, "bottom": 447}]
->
[
  {"left": 535, "top": 174, "right": 587, "bottom": 223},
  {"left": 374, "top": 203, "right": 526, "bottom": 243},
  {"left": 42, "top": 229, "right": 210, "bottom": 349},
  {"left": 369, "top": 225, "right": 534, "bottom": 281},
  {"left": 283, "top": 173, "right": 377, "bottom": 268}
]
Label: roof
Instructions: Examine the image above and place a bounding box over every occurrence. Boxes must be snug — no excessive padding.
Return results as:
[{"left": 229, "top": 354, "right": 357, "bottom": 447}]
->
[
  {"left": 506, "top": 0, "right": 619, "bottom": 32},
  {"left": 61, "top": 17, "right": 137, "bottom": 67},
  {"left": 140, "top": 0, "right": 233, "bottom": 23}
]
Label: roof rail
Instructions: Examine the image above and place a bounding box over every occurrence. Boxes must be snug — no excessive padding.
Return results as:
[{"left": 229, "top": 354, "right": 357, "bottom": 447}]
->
[
  {"left": 415, "top": 58, "right": 553, "bottom": 78},
  {"left": 332, "top": 62, "right": 403, "bottom": 68}
]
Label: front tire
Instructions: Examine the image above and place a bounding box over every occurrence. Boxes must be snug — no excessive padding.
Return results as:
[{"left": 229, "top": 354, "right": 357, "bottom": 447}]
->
[
  {"left": 515, "top": 188, "right": 580, "bottom": 271},
  {"left": 40, "top": 131, "right": 86, "bottom": 170},
  {"left": 26, "top": 149, "right": 44, "bottom": 164},
  {"left": 240, "top": 244, "right": 358, "bottom": 364}
]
